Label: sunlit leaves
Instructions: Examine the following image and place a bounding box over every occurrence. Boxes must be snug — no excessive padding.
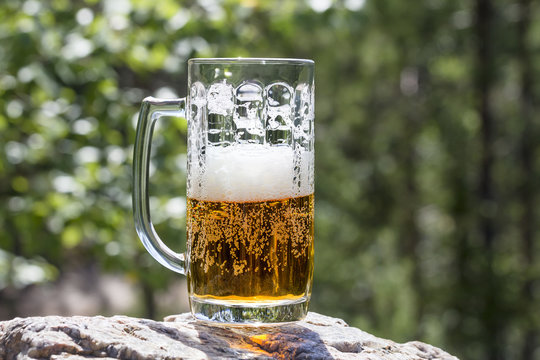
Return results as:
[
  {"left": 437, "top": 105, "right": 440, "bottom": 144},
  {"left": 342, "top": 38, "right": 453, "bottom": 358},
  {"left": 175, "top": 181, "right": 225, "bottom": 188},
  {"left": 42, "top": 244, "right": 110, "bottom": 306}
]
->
[{"left": 0, "top": 249, "right": 58, "bottom": 289}]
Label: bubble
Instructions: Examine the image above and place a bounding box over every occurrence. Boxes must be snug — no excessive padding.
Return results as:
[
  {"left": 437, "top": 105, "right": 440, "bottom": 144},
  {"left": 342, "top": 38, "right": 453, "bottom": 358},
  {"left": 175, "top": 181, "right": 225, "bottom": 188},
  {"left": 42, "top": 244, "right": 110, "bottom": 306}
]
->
[
  {"left": 190, "top": 82, "right": 205, "bottom": 101},
  {"left": 265, "top": 83, "right": 293, "bottom": 138},
  {"left": 234, "top": 82, "right": 264, "bottom": 142},
  {"left": 190, "top": 81, "right": 207, "bottom": 114},
  {"left": 206, "top": 82, "right": 234, "bottom": 146},
  {"left": 292, "top": 83, "right": 314, "bottom": 150},
  {"left": 236, "top": 82, "right": 263, "bottom": 102},
  {"left": 267, "top": 83, "right": 292, "bottom": 107},
  {"left": 207, "top": 82, "right": 234, "bottom": 116},
  {"left": 266, "top": 83, "right": 292, "bottom": 130}
]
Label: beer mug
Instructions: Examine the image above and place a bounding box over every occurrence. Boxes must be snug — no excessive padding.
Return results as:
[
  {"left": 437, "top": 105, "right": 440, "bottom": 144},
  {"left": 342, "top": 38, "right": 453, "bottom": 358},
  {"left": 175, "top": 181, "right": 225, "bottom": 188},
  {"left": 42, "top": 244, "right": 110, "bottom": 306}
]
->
[{"left": 133, "top": 58, "right": 315, "bottom": 323}]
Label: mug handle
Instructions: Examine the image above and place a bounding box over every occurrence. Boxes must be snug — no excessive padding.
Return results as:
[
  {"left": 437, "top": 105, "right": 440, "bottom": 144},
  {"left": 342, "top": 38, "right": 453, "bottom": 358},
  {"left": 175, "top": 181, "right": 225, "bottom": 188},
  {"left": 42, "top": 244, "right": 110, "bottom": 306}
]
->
[{"left": 133, "top": 96, "right": 187, "bottom": 275}]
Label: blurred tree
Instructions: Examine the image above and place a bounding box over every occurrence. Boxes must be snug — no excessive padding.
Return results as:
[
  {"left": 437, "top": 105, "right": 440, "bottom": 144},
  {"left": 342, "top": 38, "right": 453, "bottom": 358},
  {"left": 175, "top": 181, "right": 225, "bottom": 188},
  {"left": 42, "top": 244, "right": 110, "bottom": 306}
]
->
[{"left": 0, "top": 0, "right": 539, "bottom": 359}]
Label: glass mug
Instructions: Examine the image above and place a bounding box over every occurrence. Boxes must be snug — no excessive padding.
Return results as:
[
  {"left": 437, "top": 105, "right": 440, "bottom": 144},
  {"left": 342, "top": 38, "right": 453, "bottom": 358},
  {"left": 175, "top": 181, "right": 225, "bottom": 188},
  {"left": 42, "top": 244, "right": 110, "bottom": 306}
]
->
[{"left": 133, "top": 58, "right": 315, "bottom": 323}]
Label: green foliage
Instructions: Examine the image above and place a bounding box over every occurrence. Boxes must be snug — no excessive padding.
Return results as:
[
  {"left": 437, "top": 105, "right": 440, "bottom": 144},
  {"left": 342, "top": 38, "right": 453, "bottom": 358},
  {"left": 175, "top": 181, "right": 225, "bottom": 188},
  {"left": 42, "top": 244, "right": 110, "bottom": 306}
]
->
[{"left": 1, "top": 0, "right": 539, "bottom": 359}]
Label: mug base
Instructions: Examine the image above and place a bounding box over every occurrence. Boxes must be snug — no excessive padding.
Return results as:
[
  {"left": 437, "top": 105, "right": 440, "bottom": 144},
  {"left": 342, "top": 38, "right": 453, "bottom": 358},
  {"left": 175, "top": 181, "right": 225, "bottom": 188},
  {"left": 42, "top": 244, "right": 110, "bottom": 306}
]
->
[{"left": 189, "top": 295, "right": 309, "bottom": 324}]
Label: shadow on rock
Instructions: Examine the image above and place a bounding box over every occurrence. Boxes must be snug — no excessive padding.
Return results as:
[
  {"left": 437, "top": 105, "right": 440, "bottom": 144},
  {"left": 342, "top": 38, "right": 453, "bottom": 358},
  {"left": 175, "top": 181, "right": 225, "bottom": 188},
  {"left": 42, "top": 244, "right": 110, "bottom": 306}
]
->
[{"left": 156, "top": 316, "right": 334, "bottom": 359}]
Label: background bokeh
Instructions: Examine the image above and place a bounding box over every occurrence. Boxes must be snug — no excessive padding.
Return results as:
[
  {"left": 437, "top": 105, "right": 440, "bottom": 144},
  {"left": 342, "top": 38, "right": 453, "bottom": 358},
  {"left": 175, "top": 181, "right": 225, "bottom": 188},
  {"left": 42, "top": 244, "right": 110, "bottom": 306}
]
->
[{"left": 1, "top": 0, "right": 539, "bottom": 359}]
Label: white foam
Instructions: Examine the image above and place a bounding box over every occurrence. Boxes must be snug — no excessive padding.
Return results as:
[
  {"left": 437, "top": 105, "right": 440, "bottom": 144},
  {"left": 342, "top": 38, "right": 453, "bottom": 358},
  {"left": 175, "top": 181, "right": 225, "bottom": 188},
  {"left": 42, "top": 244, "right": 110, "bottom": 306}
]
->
[{"left": 188, "top": 144, "right": 313, "bottom": 202}]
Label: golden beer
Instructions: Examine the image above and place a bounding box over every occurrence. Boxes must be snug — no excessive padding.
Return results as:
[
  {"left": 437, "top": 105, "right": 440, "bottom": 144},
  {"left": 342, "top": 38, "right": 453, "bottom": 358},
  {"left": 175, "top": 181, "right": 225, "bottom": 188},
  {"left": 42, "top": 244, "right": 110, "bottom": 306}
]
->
[{"left": 187, "top": 194, "right": 314, "bottom": 303}]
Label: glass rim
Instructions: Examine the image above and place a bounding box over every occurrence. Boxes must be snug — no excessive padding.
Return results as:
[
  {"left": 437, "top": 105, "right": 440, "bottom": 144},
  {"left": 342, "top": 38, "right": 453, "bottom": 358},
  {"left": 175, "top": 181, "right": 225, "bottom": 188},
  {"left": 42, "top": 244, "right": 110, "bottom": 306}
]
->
[{"left": 188, "top": 57, "right": 314, "bottom": 65}]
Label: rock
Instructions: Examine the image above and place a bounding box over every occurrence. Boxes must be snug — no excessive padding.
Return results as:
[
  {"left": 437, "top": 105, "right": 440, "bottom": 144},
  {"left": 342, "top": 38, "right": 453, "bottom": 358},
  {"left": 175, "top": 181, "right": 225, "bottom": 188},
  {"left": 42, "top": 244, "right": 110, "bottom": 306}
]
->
[{"left": 0, "top": 312, "right": 459, "bottom": 359}]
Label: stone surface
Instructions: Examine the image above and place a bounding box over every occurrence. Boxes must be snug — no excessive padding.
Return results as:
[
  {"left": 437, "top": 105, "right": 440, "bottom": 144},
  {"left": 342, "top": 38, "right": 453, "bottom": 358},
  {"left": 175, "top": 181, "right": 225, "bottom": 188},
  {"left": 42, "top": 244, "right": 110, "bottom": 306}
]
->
[{"left": 0, "top": 312, "right": 459, "bottom": 359}]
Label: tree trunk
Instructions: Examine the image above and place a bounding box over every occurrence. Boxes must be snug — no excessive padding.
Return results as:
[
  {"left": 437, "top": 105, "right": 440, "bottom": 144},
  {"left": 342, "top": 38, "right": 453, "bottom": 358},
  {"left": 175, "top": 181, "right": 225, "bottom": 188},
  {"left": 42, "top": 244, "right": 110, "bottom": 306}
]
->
[
  {"left": 141, "top": 280, "right": 156, "bottom": 320},
  {"left": 474, "top": 0, "right": 501, "bottom": 359},
  {"left": 517, "top": 0, "right": 536, "bottom": 358}
]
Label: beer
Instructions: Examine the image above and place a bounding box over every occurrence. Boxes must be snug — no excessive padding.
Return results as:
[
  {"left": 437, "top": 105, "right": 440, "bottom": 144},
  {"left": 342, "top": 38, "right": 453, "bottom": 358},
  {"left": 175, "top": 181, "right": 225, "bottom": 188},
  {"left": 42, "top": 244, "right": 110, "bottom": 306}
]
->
[
  {"left": 186, "top": 145, "right": 314, "bottom": 305},
  {"left": 187, "top": 194, "right": 314, "bottom": 302}
]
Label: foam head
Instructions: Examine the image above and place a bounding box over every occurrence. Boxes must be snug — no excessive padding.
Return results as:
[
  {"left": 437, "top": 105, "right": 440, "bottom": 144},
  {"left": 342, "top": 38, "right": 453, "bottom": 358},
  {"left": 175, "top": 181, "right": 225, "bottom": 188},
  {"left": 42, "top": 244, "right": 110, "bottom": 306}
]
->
[{"left": 188, "top": 144, "right": 313, "bottom": 202}]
